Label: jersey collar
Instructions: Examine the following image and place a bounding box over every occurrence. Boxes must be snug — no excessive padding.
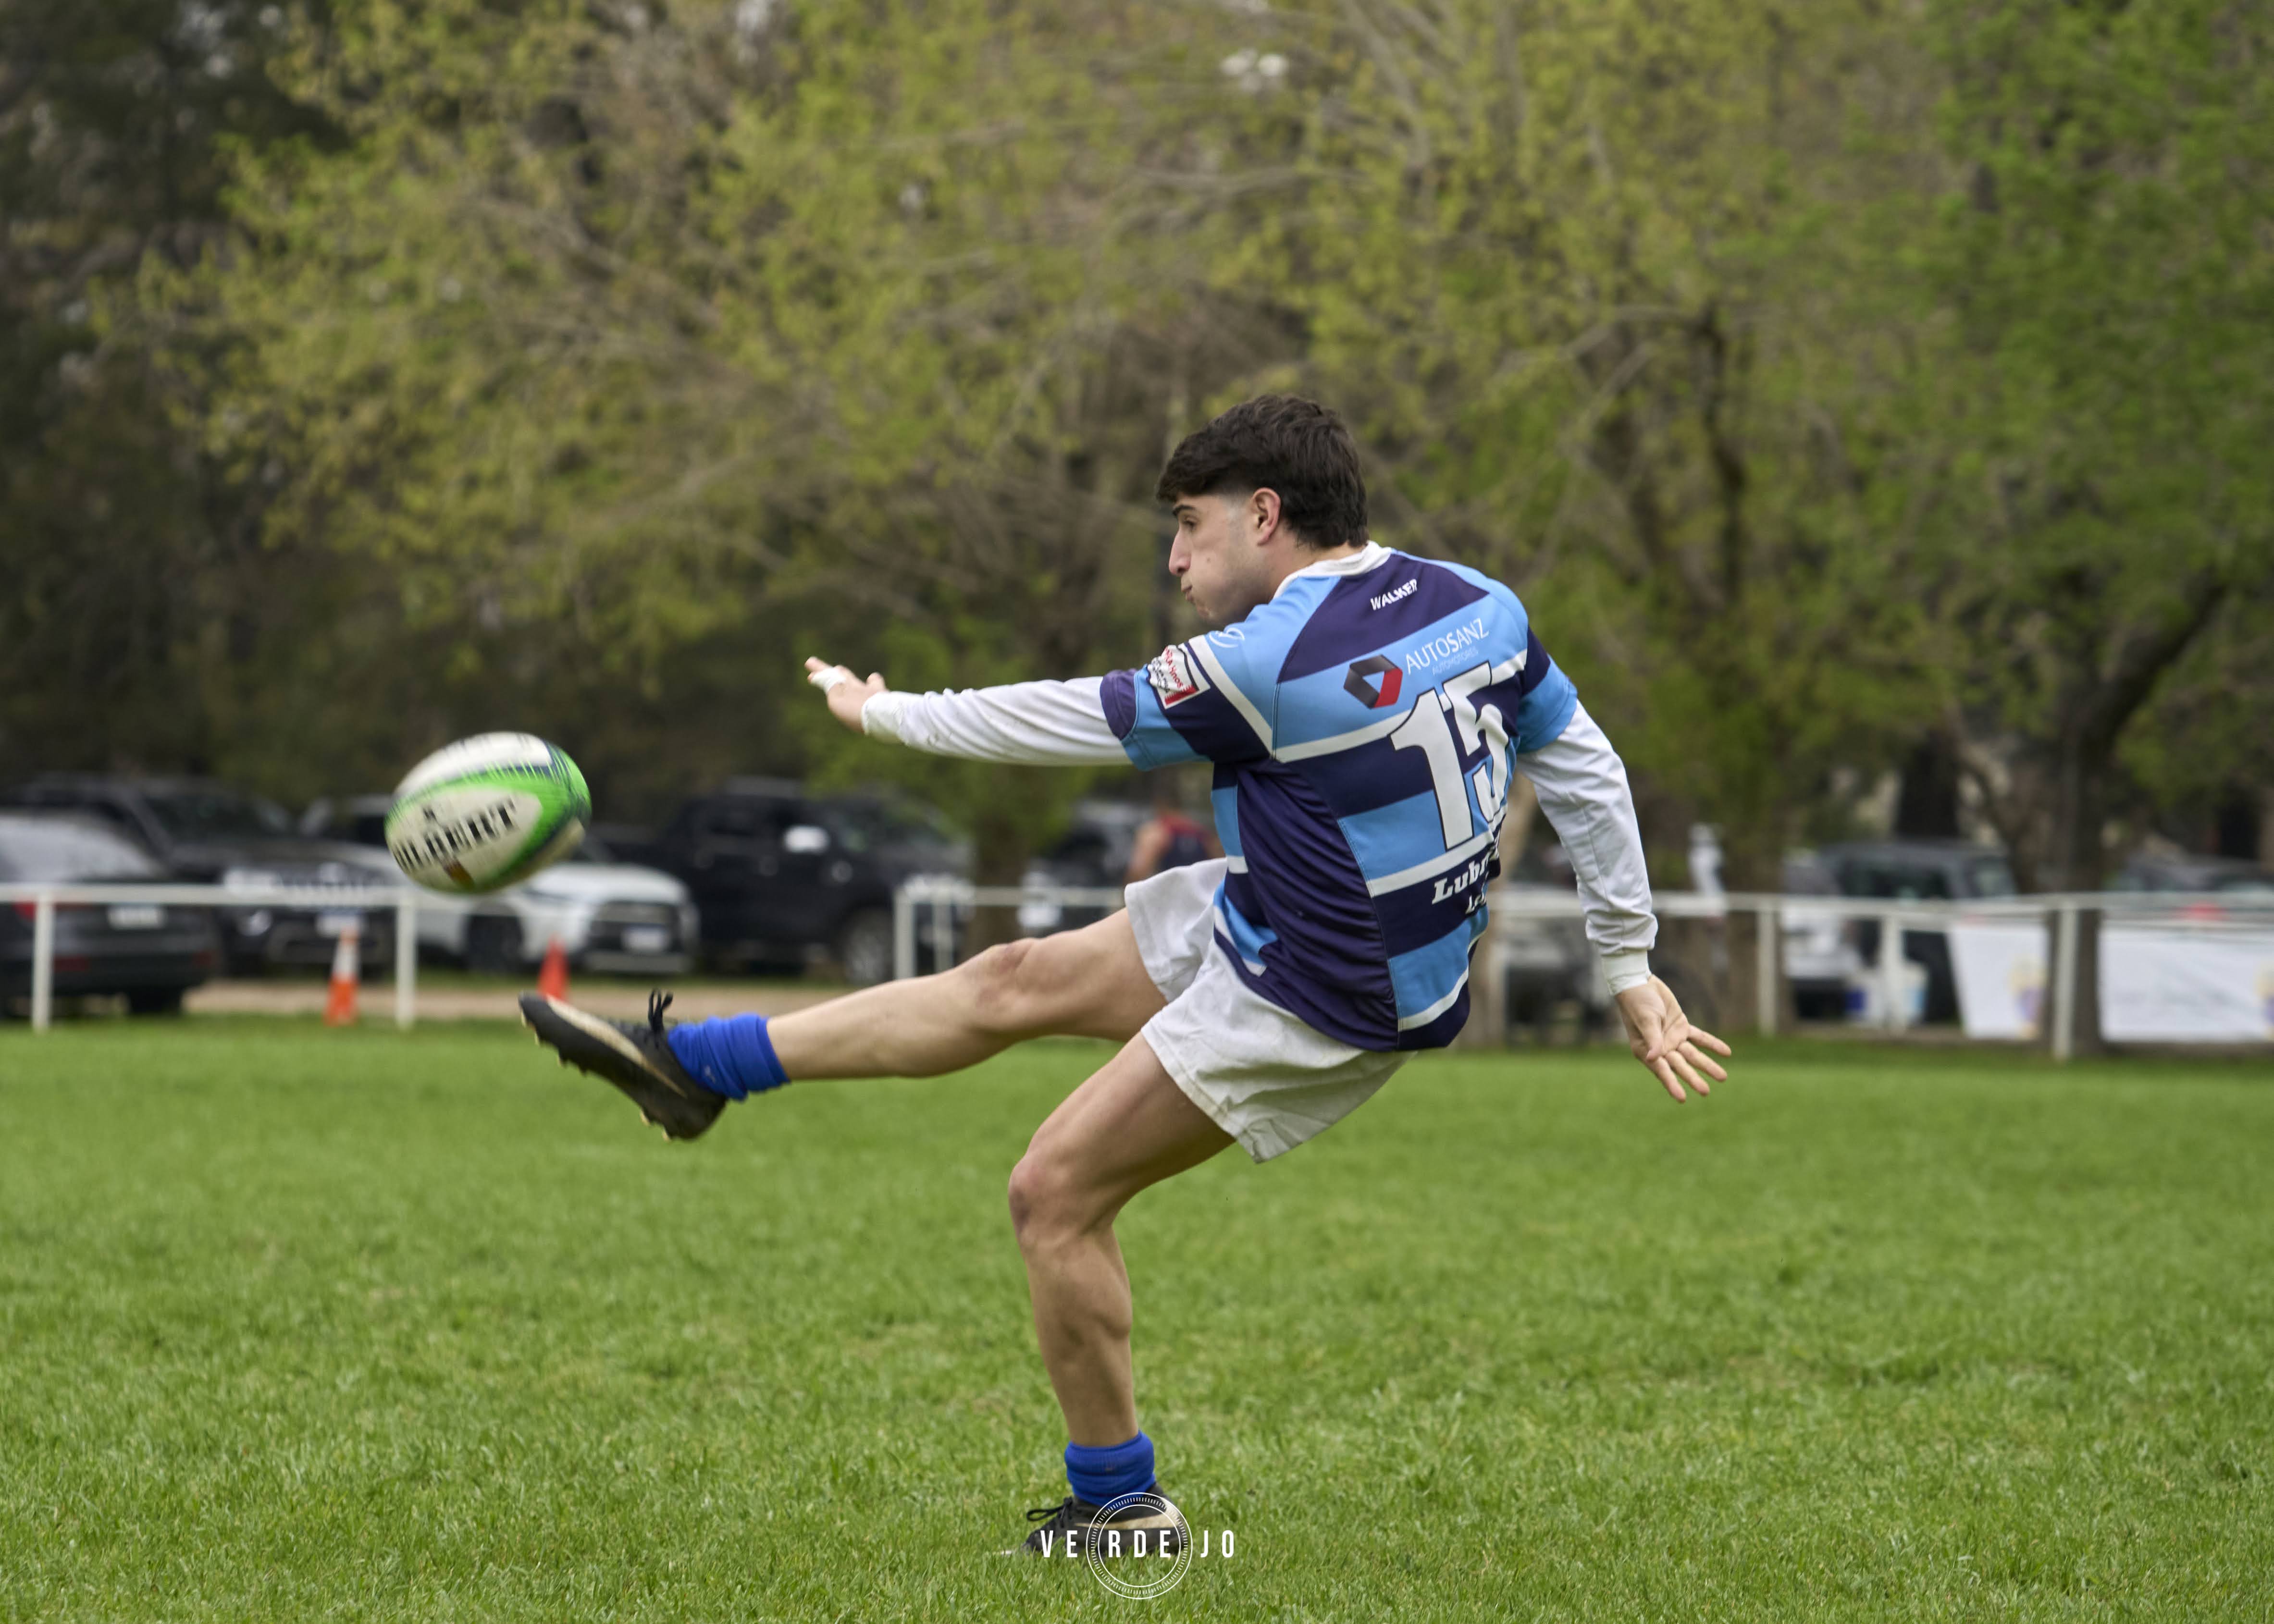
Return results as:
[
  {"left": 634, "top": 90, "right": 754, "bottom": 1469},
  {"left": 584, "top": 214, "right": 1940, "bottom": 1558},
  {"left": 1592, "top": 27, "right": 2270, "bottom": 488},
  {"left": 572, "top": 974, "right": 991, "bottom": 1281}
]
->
[{"left": 1271, "top": 540, "right": 1393, "bottom": 600}]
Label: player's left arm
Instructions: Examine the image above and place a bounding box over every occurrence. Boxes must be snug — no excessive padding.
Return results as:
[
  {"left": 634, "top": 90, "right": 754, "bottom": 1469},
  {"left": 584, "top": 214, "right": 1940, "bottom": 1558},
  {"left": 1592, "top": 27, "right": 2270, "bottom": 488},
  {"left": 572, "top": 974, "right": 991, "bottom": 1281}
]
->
[{"left": 1514, "top": 700, "right": 1731, "bottom": 1103}]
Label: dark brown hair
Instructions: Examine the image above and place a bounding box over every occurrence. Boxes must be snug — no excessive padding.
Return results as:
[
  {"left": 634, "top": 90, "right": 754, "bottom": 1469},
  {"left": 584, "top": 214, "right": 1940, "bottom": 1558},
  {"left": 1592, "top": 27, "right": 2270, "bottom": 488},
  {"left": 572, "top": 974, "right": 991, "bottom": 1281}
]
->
[{"left": 1154, "top": 394, "right": 1368, "bottom": 550}]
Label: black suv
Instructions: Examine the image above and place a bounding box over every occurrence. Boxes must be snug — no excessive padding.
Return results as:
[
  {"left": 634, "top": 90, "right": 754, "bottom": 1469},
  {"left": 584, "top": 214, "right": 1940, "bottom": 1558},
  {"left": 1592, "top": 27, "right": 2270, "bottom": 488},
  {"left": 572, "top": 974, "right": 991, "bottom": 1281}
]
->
[
  {"left": 0, "top": 775, "right": 399, "bottom": 973},
  {"left": 612, "top": 780, "right": 967, "bottom": 983}
]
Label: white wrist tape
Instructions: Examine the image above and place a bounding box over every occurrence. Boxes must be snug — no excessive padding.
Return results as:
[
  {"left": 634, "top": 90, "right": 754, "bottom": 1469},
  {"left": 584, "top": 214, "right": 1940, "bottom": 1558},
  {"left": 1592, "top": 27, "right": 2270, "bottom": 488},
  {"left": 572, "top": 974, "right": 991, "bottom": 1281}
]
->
[
  {"left": 808, "top": 664, "right": 850, "bottom": 694},
  {"left": 1599, "top": 949, "right": 1652, "bottom": 997}
]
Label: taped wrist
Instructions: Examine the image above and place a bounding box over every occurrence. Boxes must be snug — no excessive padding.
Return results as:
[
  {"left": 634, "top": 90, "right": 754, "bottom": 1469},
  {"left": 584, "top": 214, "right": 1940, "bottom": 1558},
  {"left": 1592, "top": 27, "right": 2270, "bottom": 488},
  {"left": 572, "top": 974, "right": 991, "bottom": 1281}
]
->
[{"left": 1600, "top": 949, "right": 1652, "bottom": 997}]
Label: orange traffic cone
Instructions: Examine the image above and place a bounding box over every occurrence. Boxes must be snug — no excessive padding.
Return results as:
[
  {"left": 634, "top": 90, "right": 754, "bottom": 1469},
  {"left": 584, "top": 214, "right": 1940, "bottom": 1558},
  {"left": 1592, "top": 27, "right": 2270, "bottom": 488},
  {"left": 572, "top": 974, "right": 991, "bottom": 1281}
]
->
[
  {"left": 536, "top": 937, "right": 570, "bottom": 1002},
  {"left": 323, "top": 924, "right": 361, "bottom": 1026}
]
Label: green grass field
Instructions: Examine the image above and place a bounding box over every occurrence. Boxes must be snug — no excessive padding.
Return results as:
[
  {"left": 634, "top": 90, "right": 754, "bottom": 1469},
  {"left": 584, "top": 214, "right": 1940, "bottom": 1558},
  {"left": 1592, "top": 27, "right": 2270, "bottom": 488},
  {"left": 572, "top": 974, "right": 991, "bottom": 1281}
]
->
[{"left": 1, "top": 1022, "right": 2268, "bottom": 1621}]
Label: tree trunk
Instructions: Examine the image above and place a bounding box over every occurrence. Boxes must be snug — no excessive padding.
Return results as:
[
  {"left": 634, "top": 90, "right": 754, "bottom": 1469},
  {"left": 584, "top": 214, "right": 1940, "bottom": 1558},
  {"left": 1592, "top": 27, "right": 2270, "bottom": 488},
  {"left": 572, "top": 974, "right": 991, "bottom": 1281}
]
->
[
  {"left": 1895, "top": 734, "right": 1963, "bottom": 838},
  {"left": 965, "top": 802, "right": 1033, "bottom": 957},
  {"left": 2042, "top": 743, "right": 2104, "bottom": 1054}
]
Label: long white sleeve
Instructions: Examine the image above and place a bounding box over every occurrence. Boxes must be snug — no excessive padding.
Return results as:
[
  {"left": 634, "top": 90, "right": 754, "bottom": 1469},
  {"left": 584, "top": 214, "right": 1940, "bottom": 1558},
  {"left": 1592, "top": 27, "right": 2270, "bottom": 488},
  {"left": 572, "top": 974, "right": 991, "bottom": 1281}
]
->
[
  {"left": 860, "top": 678, "right": 1129, "bottom": 765},
  {"left": 1516, "top": 702, "right": 1657, "bottom": 988}
]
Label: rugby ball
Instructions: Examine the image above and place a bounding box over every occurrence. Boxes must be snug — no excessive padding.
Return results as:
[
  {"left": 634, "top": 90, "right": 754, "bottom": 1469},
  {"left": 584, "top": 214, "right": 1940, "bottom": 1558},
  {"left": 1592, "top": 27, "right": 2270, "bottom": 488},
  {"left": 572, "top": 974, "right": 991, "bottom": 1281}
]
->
[{"left": 384, "top": 733, "right": 591, "bottom": 895}]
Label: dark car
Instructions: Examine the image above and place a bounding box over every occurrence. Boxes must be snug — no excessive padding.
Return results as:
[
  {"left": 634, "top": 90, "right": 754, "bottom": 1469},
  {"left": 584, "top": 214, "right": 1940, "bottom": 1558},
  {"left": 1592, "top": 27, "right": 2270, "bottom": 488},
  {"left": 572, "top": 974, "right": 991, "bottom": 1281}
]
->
[
  {"left": 1016, "top": 801, "right": 1156, "bottom": 935},
  {"left": 0, "top": 776, "right": 398, "bottom": 973},
  {"left": 2112, "top": 853, "right": 2274, "bottom": 896},
  {"left": 1818, "top": 838, "right": 2018, "bottom": 1023},
  {"left": 619, "top": 779, "right": 968, "bottom": 984},
  {"left": 0, "top": 813, "right": 222, "bottom": 1015}
]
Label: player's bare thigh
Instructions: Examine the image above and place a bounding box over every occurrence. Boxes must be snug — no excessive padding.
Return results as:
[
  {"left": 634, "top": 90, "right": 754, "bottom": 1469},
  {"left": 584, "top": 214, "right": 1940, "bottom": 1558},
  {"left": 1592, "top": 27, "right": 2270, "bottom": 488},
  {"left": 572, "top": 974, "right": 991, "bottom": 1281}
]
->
[
  {"left": 967, "top": 909, "right": 1167, "bottom": 1044},
  {"left": 1009, "top": 1031, "right": 1234, "bottom": 1238}
]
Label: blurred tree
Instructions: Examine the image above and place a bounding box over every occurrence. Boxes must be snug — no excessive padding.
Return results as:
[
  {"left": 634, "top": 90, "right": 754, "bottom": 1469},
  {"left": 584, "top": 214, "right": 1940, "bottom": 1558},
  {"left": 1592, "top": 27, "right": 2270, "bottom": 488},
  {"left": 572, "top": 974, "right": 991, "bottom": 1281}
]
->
[
  {"left": 10, "top": 0, "right": 2268, "bottom": 1000},
  {"left": 0, "top": 0, "right": 332, "bottom": 784},
  {"left": 1249, "top": 0, "right": 1943, "bottom": 888},
  {"left": 199, "top": 0, "right": 1289, "bottom": 902},
  {"left": 1919, "top": 0, "right": 2274, "bottom": 903},
  {"left": 1903, "top": 0, "right": 2274, "bottom": 1050}
]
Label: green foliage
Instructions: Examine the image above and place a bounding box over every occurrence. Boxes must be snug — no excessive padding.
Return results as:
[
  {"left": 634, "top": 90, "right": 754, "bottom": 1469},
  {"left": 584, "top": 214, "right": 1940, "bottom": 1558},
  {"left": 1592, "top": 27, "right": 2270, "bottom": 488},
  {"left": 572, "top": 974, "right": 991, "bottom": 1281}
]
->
[
  {"left": 1222, "top": 0, "right": 1950, "bottom": 881},
  {"left": 1913, "top": 0, "right": 2274, "bottom": 885},
  {"left": 4, "top": 0, "right": 2268, "bottom": 875},
  {"left": 0, "top": 0, "right": 334, "bottom": 784}
]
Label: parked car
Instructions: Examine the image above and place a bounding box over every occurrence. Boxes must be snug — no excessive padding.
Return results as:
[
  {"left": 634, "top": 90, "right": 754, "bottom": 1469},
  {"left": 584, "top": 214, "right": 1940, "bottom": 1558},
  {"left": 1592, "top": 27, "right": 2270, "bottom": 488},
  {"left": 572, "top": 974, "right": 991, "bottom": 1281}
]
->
[
  {"left": 1686, "top": 830, "right": 1875, "bottom": 1021},
  {"left": 302, "top": 795, "right": 700, "bottom": 974},
  {"left": 1780, "top": 850, "right": 1866, "bottom": 1021},
  {"left": 2112, "top": 853, "right": 2274, "bottom": 897},
  {"left": 0, "top": 812, "right": 222, "bottom": 1015},
  {"left": 1017, "top": 801, "right": 1156, "bottom": 934},
  {"left": 0, "top": 775, "right": 398, "bottom": 973},
  {"left": 1818, "top": 839, "right": 2018, "bottom": 1023},
  {"left": 1496, "top": 841, "right": 1883, "bottom": 1034},
  {"left": 1494, "top": 843, "right": 1612, "bottom": 1042},
  {"left": 617, "top": 780, "right": 968, "bottom": 984}
]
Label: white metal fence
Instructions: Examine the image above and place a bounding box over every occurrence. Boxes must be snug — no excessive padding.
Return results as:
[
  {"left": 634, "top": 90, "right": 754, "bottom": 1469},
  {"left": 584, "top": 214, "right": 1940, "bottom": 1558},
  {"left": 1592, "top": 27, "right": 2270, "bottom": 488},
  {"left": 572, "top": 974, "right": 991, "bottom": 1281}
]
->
[
  {"left": 893, "top": 878, "right": 2274, "bottom": 1060},
  {"left": 1486, "top": 888, "right": 2272, "bottom": 1058},
  {"left": 890, "top": 876, "right": 1125, "bottom": 983},
  {"left": 1, "top": 882, "right": 420, "bottom": 1033},
  {"left": 8, "top": 876, "right": 2266, "bottom": 1058}
]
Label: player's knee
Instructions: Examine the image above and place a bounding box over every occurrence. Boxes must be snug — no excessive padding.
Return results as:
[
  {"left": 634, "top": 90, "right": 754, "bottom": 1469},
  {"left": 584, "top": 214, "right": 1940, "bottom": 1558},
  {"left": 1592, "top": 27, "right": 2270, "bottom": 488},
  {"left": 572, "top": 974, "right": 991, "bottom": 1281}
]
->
[
  {"left": 1004, "top": 1153, "right": 1046, "bottom": 1241},
  {"left": 965, "top": 938, "right": 1046, "bottom": 1035},
  {"left": 1006, "top": 1147, "right": 1080, "bottom": 1247}
]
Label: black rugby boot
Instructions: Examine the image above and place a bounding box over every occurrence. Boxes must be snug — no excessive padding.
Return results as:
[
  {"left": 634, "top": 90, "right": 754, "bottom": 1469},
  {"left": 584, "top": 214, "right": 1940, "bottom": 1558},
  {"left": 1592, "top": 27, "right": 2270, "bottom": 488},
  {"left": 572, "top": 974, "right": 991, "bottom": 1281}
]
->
[
  {"left": 519, "top": 989, "right": 726, "bottom": 1142},
  {"left": 1011, "top": 1491, "right": 1186, "bottom": 1558}
]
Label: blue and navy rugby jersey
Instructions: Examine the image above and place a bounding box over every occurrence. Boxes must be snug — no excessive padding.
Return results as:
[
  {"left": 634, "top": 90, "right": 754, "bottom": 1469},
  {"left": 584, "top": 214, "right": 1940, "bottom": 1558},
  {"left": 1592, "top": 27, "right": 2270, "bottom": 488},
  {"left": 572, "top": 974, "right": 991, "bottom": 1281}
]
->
[{"left": 1099, "top": 547, "right": 1578, "bottom": 1051}]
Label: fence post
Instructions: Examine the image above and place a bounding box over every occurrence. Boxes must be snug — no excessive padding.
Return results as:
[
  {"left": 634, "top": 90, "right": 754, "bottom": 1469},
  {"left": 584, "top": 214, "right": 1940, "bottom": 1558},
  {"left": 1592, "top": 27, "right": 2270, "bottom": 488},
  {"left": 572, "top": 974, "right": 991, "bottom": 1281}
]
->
[
  {"left": 892, "top": 886, "right": 917, "bottom": 982},
  {"left": 30, "top": 889, "right": 55, "bottom": 1033},
  {"left": 1755, "top": 899, "right": 1779, "bottom": 1037},
  {"left": 394, "top": 893, "right": 418, "bottom": 1030},
  {"left": 2051, "top": 901, "right": 2079, "bottom": 1062},
  {"left": 929, "top": 896, "right": 954, "bottom": 972},
  {"left": 1879, "top": 910, "right": 1904, "bottom": 1032}
]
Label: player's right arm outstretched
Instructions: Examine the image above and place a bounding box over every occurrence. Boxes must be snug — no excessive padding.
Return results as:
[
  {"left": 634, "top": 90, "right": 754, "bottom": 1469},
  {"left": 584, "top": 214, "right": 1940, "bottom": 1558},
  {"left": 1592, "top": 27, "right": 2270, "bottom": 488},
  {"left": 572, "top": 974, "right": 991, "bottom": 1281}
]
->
[{"left": 804, "top": 658, "right": 1137, "bottom": 764}]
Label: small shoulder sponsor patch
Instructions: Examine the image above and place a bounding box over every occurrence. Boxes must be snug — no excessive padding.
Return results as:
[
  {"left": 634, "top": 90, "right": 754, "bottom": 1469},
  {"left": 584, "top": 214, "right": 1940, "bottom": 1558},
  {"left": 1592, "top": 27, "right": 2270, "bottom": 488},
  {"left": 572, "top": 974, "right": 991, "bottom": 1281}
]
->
[{"left": 1145, "top": 644, "right": 1211, "bottom": 708}]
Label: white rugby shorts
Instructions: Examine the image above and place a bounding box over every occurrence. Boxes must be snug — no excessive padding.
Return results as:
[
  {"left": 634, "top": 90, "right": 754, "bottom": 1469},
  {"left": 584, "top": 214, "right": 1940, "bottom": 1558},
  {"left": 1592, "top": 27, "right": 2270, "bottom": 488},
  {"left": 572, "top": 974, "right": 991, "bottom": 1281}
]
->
[{"left": 1126, "top": 858, "right": 1407, "bottom": 1163}]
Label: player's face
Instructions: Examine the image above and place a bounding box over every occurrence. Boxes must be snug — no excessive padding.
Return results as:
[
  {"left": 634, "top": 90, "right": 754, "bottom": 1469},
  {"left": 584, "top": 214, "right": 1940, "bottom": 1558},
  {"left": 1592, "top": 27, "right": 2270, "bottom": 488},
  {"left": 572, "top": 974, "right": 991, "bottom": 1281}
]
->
[{"left": 1166, "top": 491, "right": 1278, "bottom": 626}]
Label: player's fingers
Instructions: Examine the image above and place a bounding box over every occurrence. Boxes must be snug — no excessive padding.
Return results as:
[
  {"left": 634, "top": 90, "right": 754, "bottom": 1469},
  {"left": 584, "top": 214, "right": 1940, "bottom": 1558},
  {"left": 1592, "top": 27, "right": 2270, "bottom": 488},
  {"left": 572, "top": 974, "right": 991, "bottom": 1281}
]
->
[
  {"left": 1687, "top": 1026, "right": 1734, "bottom": 1058},
  {"left": 1681, "top": 1042, "right": 1729, "bottom": 1083},
  {"left": 1644, "top": 1017, "right": 1686, "bottom": 1064},
  {"left": 1651, "top": 1055, "right": 1688, "bottom": 1102},
  {"left": 1668, "top": 1048, "right": 1710, "bottom": 1097},
  {"left": 867, "top": 672, "right": 885, "bottom": 688}
]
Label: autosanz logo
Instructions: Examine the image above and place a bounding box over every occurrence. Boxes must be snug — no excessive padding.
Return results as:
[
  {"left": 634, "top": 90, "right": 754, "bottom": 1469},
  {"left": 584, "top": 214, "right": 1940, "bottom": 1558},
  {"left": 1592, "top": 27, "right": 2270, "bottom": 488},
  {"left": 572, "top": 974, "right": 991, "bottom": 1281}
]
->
[
  {"left": 1370, "top": 578, "right": 1417, "bottom": 611},
  {"left": 1344, "top": 655, "right": 1403, "bottom": 710}
]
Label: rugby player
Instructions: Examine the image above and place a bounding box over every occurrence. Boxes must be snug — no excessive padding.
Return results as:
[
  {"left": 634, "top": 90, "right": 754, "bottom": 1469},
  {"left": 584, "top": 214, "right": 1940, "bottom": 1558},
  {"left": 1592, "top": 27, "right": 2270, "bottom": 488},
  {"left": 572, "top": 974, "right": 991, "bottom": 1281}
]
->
[{"left": 521, "top": 394, "right": 1732, "bottom": 1554}]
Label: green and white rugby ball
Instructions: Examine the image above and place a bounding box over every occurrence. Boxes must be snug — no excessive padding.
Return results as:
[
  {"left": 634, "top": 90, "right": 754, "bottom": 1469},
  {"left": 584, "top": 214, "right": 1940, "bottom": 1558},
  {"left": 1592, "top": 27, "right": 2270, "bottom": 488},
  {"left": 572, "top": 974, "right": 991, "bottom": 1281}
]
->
[{"left": 385, "top": 733, "right": 591, "bottom": 895}]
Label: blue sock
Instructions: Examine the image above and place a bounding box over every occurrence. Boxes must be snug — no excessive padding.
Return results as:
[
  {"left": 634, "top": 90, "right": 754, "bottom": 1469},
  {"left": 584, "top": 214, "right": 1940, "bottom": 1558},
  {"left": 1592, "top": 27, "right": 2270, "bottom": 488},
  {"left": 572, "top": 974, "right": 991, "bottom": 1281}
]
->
[
  {"left": 1065, "top": 1432, "right": 1157, "bottom": 1505},
  {"left": 665, "top": 1014, "right": 789, "bottom": 1100}
]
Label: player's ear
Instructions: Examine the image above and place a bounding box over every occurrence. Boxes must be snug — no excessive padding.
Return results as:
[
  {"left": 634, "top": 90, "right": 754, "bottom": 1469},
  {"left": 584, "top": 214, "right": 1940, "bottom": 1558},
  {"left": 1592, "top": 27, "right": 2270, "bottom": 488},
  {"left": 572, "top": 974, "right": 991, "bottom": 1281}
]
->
[{"left": 1248, "top": 487, "right": 1283, "bottom": 544}]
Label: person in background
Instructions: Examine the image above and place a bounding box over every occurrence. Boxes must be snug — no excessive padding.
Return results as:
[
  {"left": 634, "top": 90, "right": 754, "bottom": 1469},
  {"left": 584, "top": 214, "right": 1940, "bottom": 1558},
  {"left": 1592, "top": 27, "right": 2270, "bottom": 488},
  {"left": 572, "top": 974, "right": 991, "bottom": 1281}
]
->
[{"left": 1125, "top": 787, "right": 1220, "bottom": 883}]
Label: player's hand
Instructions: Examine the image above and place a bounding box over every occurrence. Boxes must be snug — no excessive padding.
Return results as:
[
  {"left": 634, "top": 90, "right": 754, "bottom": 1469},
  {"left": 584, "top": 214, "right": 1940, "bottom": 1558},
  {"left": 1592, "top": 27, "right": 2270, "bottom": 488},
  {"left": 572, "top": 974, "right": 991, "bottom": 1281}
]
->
[
  {"left": 804, "top": 657, "right": 888, "bottom": 734},
  {"left": 1614, "top": 974, "right": 1730, "bottom": 1103}
]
